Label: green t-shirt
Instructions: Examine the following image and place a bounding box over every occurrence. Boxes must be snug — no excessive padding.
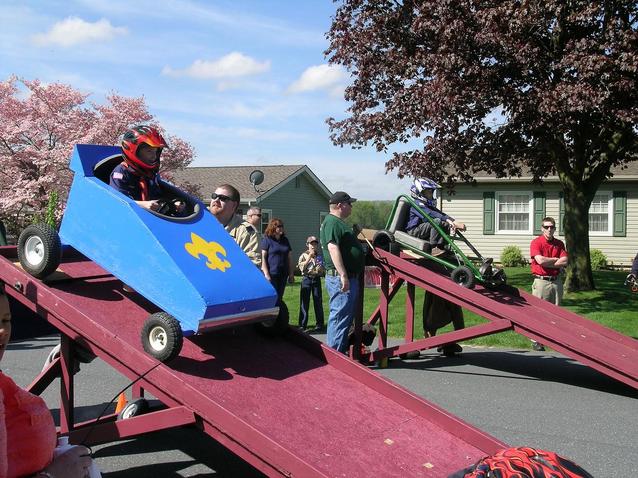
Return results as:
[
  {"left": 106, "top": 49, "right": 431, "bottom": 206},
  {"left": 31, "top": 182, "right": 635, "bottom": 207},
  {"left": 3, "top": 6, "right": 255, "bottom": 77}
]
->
[{"left": 320, "top": 214, "right": 365, "bottom": 274}]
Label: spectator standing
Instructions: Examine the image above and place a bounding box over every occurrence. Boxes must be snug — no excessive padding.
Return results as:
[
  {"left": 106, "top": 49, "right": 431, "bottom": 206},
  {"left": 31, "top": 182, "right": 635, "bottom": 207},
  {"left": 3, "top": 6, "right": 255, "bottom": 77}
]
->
[
  {"left": 209, "top": 184, "right": 261, "bottom": 267},
  {"left": 529, "top": 216, "right": 568, "bottom": 351},
  {"left": 245, "top": 207, "right": 263, "bottom": 268},
  {"left": 320, "top": 191, "right": 365, "bottom": 353},
  {"left": 0, "top": 286, "right": 94, "bottom": 478},
  {"left": 297, "top": 236, "right": 325, "bottom": 332},
  {"left": 261, "top": 218, "right": 294, "bottom": 305}
]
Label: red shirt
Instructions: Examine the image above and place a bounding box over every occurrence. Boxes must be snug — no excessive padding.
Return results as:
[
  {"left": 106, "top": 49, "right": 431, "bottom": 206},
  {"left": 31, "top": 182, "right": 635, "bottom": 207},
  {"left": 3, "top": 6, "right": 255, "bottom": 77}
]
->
[
  {"left": 530, "top": 235, "right": 567, "bottom": 276},
  {"left": 0, "top": 371, "right": 56, "bottom": 477}
]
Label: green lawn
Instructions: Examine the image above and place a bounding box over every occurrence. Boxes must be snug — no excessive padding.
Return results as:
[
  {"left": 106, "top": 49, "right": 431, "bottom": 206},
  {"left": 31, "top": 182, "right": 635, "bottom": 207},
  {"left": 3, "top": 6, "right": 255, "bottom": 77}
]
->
[{"left": 283, "top": 268, "right": 637, "bottom": 349}]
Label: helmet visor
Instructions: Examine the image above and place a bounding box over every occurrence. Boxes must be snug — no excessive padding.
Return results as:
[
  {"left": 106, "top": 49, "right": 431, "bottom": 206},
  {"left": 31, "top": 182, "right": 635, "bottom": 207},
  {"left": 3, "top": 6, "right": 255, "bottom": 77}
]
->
[{"left": 137, "top": 143, "right": 162, "bottom": 166}]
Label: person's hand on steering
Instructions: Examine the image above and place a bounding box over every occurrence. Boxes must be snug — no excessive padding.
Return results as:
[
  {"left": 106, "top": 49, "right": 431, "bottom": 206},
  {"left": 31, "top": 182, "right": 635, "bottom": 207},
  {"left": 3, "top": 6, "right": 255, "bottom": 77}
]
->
[
  {"left": 174, "top": 200, "right": 186, "bottom": 213},
  {"left": 136, "top": 200, "right": 159, "bottom": 211},
  {"left": 452, "top": 220, "right": 466, "bottom": 231}
]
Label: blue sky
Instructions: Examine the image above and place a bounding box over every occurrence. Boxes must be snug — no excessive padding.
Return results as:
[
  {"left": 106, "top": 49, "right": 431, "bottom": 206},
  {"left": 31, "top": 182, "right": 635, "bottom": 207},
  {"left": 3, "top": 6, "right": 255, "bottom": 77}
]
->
[{"left": 0, "top": 0, "right": 413, "bottom": 199}]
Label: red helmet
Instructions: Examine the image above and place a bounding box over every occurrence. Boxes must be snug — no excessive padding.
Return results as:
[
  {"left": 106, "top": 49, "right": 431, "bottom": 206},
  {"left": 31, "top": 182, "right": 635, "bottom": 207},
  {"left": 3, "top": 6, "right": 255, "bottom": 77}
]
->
[
  {"left": 454, "top": 447, "right": 593, "bottom": 478},
  {"left": 121, "top": 125, "right": 167, "bottom": 173}
]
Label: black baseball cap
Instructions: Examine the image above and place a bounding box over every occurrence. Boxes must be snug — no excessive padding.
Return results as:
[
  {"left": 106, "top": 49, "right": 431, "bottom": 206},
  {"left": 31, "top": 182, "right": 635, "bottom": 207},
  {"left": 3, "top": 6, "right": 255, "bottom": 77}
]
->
[{"left": 329, "top": 191, "right": 357, "bottom": 204}]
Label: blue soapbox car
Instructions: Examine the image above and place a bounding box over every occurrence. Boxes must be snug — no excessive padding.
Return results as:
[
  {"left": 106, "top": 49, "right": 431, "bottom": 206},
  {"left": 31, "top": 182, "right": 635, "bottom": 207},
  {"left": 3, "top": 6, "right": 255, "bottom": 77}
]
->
[{"left": 17, "top": 144, "right": 284, "bottom": 362}]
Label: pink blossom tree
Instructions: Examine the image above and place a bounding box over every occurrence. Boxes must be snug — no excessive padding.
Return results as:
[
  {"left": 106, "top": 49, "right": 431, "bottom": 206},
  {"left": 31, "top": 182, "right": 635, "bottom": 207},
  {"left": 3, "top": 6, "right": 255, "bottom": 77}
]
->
[{"left": 0, "top": 77, "right": 196, "bottom": 238}]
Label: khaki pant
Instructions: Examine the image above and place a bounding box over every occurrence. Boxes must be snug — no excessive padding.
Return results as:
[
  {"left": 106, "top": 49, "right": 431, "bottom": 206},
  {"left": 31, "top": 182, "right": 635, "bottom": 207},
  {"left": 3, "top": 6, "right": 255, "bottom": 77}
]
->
[{"left": 532, "top": 277, "right": 563, "bottom": 305}]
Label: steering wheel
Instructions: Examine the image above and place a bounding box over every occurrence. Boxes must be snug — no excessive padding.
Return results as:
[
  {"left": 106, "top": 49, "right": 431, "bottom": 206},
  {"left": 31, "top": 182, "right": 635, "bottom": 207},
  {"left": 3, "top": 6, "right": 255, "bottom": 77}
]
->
[{"left": 155, "top": 198, "right": 185, "bottom": 217}]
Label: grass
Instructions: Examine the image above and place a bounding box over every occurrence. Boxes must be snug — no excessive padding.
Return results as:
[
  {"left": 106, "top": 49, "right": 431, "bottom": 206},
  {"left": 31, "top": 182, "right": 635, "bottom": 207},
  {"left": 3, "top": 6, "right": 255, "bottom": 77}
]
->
[{"left": 282, "top": 267, "right": 637, "bottom": 349}]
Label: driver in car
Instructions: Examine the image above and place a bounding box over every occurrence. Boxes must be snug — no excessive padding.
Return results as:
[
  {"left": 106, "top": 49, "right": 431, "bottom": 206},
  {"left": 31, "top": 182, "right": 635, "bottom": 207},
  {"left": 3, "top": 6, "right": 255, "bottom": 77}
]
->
[{"left": 109, "top": 125, "right": 185, "bottom": 214}]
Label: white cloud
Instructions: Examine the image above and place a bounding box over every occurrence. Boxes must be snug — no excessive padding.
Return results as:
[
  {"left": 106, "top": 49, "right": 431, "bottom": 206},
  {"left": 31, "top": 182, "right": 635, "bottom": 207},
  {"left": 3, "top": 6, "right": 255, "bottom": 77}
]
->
[
  {"left": 288, "top": 64, "right": 348, "bottom": 94},
  {"left": 162, "top": 52, "right": 271, "bottom": 80},
  {"left": 32, "top": 17, "right": 128, "bottom": 47}
]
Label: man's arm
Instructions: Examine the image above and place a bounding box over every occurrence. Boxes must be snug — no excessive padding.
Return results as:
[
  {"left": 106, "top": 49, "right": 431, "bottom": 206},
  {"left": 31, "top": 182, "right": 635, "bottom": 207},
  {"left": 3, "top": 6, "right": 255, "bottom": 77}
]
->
[
  {"left": 327, "top": 242, "right": 349, "bottom": 292},
  {"left": 421, "top": 203, "right": 466, "bottom": 231},
  {"left": 533, "top": 255, "right": 559, "bottom": 267},
  {"left": 533, "top": 255, "right": 568, "bottom": 268}
]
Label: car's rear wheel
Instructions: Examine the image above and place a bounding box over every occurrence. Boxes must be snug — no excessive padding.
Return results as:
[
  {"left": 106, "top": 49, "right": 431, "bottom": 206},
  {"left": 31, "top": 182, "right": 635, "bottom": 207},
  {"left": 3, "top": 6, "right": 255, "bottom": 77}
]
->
[
  {"left": 450, "top": 265, "right": 476, "bottom": 289},
  {"left": 141, "top": 312, "right": 183, "bottom": 362},
  {"left": 17, "top": 224, "right": 61, "bottom": 279},
  {"left": 254, "top": 301, "right": 289, "bottom": 336}
]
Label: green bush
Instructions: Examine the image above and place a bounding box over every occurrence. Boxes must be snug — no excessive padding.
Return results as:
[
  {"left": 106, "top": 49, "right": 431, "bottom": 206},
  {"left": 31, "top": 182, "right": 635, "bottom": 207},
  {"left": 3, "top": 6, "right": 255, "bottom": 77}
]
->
[
  {"left": 590, "top": 249, "right": 607, "bottom": 270},
  {"left": 500, "top": 245, "right": 527, "bottom": 267}
]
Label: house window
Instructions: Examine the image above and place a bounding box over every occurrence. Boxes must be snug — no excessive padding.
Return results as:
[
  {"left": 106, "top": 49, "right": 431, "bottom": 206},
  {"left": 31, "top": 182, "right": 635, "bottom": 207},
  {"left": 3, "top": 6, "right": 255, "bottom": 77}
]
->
[
  {"left": 260, "top": 209, "right": 272, "bottom": 233},
  {"left": 496, "top": 192, "right": 532, "bottom": 234},
  {"left": 589, "top": 192, "right": 612, "bottom": 235}
]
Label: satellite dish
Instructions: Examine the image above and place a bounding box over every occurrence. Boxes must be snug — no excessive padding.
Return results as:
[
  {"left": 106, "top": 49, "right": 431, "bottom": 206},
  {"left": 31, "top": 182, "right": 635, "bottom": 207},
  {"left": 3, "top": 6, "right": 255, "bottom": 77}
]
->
[{"left": 249, "top": 169, "right": 264, "bottom": 187}]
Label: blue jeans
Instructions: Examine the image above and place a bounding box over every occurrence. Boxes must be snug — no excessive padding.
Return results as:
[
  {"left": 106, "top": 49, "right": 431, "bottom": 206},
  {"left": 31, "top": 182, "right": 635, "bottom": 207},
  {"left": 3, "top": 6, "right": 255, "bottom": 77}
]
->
[
  {"left": 298, "top": 276, "right": 324, "bottom": 329},
  {"left": 325, "top": 275, "right": 360, "bottom": 353}
]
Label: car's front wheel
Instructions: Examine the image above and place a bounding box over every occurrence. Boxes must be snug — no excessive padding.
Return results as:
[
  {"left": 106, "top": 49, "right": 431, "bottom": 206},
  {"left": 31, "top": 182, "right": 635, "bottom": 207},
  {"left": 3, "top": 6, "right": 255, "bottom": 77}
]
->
[
  {"left": 141, "top": 312, "right": 183, "bottom": 362},
  {"left": 17, "top": 224, "right": 62, "bottom": 279}
]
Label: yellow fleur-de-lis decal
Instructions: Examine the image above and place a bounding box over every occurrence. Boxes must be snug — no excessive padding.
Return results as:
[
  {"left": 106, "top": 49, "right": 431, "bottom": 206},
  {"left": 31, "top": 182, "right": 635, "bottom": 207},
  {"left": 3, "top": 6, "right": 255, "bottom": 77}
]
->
[{"left": 185, "top": 232, "right": 231, "bottom": 272}]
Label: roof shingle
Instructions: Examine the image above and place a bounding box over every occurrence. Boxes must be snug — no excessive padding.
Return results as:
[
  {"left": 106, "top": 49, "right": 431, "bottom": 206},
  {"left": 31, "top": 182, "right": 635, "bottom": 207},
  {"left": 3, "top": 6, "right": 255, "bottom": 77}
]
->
[{"left": 173, "top": 165, "right": 306, "bottom": 201}]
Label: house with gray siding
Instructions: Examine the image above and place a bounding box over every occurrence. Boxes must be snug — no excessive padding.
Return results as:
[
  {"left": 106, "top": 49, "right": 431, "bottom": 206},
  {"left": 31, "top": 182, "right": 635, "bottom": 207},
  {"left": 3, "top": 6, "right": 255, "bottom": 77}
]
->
[
  {"left": 438, "top": 163, "right": 638, "bottom": 267},
  {"left": 173, "top": 165, "right": 332, "bottom": 258}
]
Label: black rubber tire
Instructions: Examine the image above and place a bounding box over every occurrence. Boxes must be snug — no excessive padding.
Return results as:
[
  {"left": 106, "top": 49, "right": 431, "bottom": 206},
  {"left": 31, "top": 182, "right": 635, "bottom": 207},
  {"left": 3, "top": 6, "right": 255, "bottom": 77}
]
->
[
  {"left": 17, "top": 224, "right": 62, "bottom": 279},
  {"left": 450, "top": 265, "right": 476, "bottom": 289},
  {"left": 117, "top": 398, "right": 149, "bottom": 420},
  {"left": 141, "top": 312, "right": 183, "bottom": 362},
  {"left": 372, "top": 230, "right": 400, "bottom": 255},
  {"left": 254, "top": 301, "right": 289, "bottom": 337},
  {"left": 484, "top": 268, "right": 508, "bottom": 290}
]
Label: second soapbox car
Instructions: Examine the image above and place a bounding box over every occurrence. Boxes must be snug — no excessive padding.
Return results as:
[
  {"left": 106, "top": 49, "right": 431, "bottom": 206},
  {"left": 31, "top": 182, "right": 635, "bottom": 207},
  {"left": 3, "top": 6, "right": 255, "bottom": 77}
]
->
[
  {"left": 17, "top": 144, "right": 284, "bottom": 362},
  {"left": 372, "top": 195, "right": 506, "bottom": 289}
]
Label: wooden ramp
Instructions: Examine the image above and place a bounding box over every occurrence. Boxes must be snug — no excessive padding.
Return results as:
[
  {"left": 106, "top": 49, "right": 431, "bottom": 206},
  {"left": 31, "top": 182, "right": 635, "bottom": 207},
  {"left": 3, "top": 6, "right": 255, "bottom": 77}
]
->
[
  {"left": 366, "top": 248, "right": 638, "bottom": 390},
  {"left": 0, "top": 247, "right": 504, "bottom": 478}
]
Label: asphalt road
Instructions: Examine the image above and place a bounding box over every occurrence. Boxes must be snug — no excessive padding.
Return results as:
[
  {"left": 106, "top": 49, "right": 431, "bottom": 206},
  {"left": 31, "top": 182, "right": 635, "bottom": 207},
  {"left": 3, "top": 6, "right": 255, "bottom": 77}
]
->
[{"left": 4, "top": 334, "right": 637, "bottom": 477}]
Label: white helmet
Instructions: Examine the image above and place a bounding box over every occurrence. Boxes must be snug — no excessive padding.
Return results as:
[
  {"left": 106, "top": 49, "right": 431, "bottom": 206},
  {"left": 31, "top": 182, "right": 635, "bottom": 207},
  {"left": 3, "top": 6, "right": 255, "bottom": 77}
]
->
[{"left": 410, "top": 177, "right": 440, "bottom": 201}]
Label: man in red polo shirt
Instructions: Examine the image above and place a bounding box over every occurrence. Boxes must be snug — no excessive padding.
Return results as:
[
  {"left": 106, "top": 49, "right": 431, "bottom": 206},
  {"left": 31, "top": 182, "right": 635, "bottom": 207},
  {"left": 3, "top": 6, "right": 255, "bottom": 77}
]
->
[{"left": 529, "top": 216, "right": 568, "bottom": 351}]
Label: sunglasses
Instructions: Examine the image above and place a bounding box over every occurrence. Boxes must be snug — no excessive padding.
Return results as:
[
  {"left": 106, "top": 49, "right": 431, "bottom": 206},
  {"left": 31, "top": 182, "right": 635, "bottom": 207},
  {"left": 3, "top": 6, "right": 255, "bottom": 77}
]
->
[
  {"left": 307, "top": 240, "right": 318, "bottom": 245},
  {"left": 211, "top": 192, "right": 235, "bottom": 202},
  {"left": 250, "top": 213, "right": 262, "bottom": 217},
  {"left": 275, "top": 224, "right": 284, "bottom": 228},
  {"left": 542, "top": 225, "right": 556, "bottom": 230}
]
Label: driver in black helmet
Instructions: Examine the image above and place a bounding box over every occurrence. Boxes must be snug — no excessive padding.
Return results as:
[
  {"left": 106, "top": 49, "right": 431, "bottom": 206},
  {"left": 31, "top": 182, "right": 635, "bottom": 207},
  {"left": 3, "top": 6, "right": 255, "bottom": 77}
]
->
[{"left": 110, "top": 125, "right": 184, "bottom": 214}]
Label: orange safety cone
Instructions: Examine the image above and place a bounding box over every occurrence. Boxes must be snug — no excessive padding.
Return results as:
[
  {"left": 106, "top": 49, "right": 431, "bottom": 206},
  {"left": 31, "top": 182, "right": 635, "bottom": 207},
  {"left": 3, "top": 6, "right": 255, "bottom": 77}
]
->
[{"left": 115, "top": 392, "right": 128, "bottom": 414}]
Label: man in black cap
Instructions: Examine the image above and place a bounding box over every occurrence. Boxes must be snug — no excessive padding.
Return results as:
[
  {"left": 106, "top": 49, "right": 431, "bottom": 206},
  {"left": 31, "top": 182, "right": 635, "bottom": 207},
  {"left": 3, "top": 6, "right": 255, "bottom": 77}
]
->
[{"left": 320, "top": 191, "right": 365, "bottom": 353}]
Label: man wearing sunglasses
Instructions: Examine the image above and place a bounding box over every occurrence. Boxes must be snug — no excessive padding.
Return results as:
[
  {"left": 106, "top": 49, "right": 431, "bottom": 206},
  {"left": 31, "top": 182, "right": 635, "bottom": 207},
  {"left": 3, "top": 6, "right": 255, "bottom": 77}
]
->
[
  {"left": 529, "top": 217, "right": 568, "bottom": 351},
  {"left": 246, "top": 206, "right": 263, "bottom": 231},
  {"left": 209, "top": 184, "right": 261, "bottom": 267}
]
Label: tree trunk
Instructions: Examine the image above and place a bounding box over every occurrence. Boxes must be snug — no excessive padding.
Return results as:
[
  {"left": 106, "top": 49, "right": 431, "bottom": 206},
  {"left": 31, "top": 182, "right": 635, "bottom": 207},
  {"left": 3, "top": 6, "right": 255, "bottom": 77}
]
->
[{"left": 562, "top": 184, "right": 595, "bottom": 291}]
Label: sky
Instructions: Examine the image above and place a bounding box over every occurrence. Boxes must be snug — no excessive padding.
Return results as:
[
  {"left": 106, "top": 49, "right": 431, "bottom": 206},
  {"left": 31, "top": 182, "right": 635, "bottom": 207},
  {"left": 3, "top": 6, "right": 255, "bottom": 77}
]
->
[{"left": 0, "top": 0, "right": 414, "bottom": 200}]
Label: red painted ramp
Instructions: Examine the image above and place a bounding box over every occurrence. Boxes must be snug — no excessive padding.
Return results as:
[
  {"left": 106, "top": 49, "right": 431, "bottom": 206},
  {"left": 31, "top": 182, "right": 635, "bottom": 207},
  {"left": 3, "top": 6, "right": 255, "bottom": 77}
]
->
[
  {"left": 372, "top": 248, "right": 638, "bottom": 390},
  {"left": 0, "top": 249, "right": 504, "bottom": 478}
]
